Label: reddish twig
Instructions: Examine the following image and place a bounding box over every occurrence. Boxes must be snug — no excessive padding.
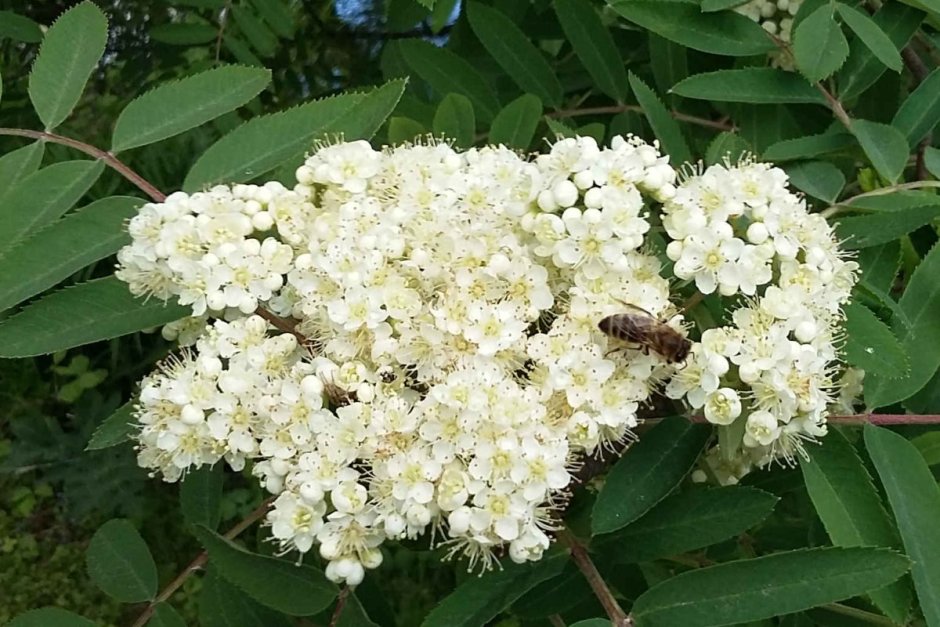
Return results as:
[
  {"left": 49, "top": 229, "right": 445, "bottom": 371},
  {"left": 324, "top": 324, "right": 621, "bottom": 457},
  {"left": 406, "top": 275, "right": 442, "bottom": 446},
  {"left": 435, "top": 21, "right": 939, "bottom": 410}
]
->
[
  {"left": 0, "top": 127, "right": 316, "bottom": 347},
  {"left": 329, "top": 587, "right": 350, "bottom": 627},
  {"left": 684, "top": 414, "right": 940, "bottom": 425},
  {"left": 558, "top": 529, "right": 633, "bottom": 627},
  {"left": 901, "top": 46, "right": 933, "bottom": 181},
  {"left": 815, "top": 85, "right": 853, "bottom": 129},
  {"left": 829, "top": 414, "right": 940, "bottom": 425},
  {"left": 254, "top": 306, "right": 314, "bottom": 347},
  {"left": 548, "top": 104, "right": 733, "bottom": 132},
  {"left": 129, "top": 496, "right": 274, "bottom": 627},
  {"left": 0, "top": 127, "right": 166, "bottom": 202}
]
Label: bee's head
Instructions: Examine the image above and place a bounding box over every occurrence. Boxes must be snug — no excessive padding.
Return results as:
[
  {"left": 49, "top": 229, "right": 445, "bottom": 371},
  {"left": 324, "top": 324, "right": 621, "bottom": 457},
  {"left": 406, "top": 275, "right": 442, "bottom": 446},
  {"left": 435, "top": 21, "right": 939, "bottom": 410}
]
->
[{"left": 672, "top": 337, "right": 692, "bottom": 364}]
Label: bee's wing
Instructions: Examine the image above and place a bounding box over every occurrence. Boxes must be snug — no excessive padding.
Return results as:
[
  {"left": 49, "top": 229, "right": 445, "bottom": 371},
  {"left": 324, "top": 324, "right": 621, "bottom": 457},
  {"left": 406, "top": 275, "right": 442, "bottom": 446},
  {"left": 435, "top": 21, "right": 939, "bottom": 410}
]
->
[
  {"left": 619, "top": 302, "right": 657, "bottom": 319},
  {"left": 616, "top": 312, "right": 658, "bottom": 343}
]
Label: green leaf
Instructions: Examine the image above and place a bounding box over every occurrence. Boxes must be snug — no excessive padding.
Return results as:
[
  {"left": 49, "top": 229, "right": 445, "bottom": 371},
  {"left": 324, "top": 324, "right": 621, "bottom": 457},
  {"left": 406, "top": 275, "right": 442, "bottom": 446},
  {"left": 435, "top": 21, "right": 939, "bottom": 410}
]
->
[
  {"left": 705, "top": 132, "right": 752, "bottom": 166},
  {"left": 0, "top": 11, "right": 43, "bottom": 43},
  {"left": 671, "top": 68, "right": 827, "bottom": 105},
  {"left": 554, "top": 0, "right": 628, "bottom": 101},
  {"left": 184, "top": 80, "right": 405, "bottom": 191},
  {"left": 0, "top": 276, "right": 189, "bottom": 358},
  {"left": 387, "top": 116, "right": 427, "bottom": 143},
  {"left": 762, "top": 131, "right": 855, "bottom": 161},
  {"left": 86, "top": 401, "right": 136, "bottom": 451},
  {"left": 595, "top": 486, "right": 778, "bottom": 563},
  {"left": 150, "top": 23, "right": 219, "bottom": 45},
  {"left": 570, "top": 621, "right": 611, "bottom": 627},
  {"left": 836, "top": 4, "right": 903, "bottom": 73},
  {"left": 196, "top": 526, "right": 338, "bottom": 616},
  {"left": 421, "top": 553, "right": 567, "bottom": 627},
  {"left": 489, "top": 94, "right": 542, "bottom": 149},
  {"left": 0, "top": 160, "right": 104, "bottom": 254},
  {"left": 592, "top": 416, "right": 710, "bottom": 535},
  {"left": 0, "top": 141, "right": 46, "bottom": 205},
  {"left": 200, "top": 569, "right": 293, "bottom": 627},
  {"left": 857, "top": 240, "right": 901, "bottom": 293},
  {"left": 631, "top": 547, "right": 910, "bottom": 627},
  {"left": 223, "top": 34, "right": 263, "bottom": 67},
  {"left": 842, "top": 302, "right": 909, "bottom": 379},
  {"left": 783, "top": 161, "right": 845, "bottom": 203},
  {"left": 27, "top": 2, "right": 108, "bottom": 130},
  {"left": 112, "top": 65, "right": 271, "bottom": 152},
  {"left": 512, "top": 562, "right": 591, "bottom": 618},
  {"left": 912, "top": 431, "right": 940, "bottom": 466},
  {"left": 7, "top": 608, "right": 97, "bottom": 627},
  {"left": 0, "top": 196, "right": 142, "bottom": 312},
  {"left": 848, "top": 189, "right": 938, "bottom": 212},
  {"left": 232, "top": 6, "right": 278, "bottom": 57},
  {"left": 86, "top": 518, "right": 158, "bottom": 603},
  {"left": 545, "top": 117, "right": 577, "bottom": 139},
  {"left": 608, "top": 0, "right": 775, "bottom": 56},
  {"left": 924, "top": 146, "right": 940, "bottom": 179},
  {"left": 866, "top": 424, "right": 940, "bottom": 627},
  {"left": 399, "top": 39, "right": 500, "bottom": 122},
  {"left": 851, "top": 119, "right": 909, "bottom": 183},
  {"left": 649, "top": 34, "right": 688, "bottom": 96},
  {"left": 181, "top": 465, "right": 224, "bottom": 530},
  {"left": 893, "top": 68, "right": 940, "bottom": 147},
  {"left": 250, "top": 0, "right": 295, "bottom": 39},
  {"left": 149, "top": 604, "right": 187, "bottom": 627},
  {"left": 793, "top": 6, "right": 849, "bottom": 82},
  {"left": 466, "top": 2, "right": 563, "bottom": 108},
  {"left": 866, "top": 244, "right": 940, "bottom": 407},
  {"left": 838, "top": 3, "right": 922, "bottom": 100},
  {"left": 856, "top": 280, "right": 913, "bottom": 335},
  {"left": 628, "top": 73, "right": 692, "bottom": 167},
  {"left": 336, "top": 592, "right": 381, "bottom": 627},
  {"left": 802, "top": 428, "right": 912, "bottom": 622},
  {"left": 701, "top": 0, "right": 750, "bottom": 10},
  {"left": 836, "top": 202, "right": 940, "bottom": 249},
  {"left": 432, "top": 93, "right": 475, "bottom": 147}
]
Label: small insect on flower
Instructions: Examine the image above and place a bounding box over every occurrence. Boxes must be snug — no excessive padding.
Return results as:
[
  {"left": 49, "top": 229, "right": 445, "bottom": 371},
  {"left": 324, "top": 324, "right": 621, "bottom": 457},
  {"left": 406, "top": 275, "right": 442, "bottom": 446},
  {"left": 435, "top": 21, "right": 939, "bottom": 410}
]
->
[{"left": 598, "top": 304, "right": 691, "bottom": 364}]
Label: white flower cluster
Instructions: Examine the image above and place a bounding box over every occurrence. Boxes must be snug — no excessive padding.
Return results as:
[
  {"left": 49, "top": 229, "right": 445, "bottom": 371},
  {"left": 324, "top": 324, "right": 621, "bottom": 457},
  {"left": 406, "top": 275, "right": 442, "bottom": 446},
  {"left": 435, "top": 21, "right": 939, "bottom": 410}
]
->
[
  {"left": 663, "top": 161, "right": 857, "bottom": 468},
  {"left": 735, "top": 0, "right": 803, "bottom": 70},
  {"left": 735, "top": 0, "right": 803, "bottom": 43},
  {"left": 116, "top": 183, "right": 303, "bottom": 315},
  {"left": 120, "top": 136, "right": 684, "bottom": 583}
]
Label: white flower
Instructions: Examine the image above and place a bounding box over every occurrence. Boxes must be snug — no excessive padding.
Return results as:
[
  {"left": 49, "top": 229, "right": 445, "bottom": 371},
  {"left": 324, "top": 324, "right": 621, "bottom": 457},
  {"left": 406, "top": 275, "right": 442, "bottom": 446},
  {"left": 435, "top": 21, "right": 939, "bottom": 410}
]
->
[
  {"left": 464, "top": 301, "right": 528, "bottom": 356},
  {"left": 743, "top": 411, "right": 782, "bottom": 447},
  {"left": 703, "top": 388, "right": 742, "bottom": 425}
]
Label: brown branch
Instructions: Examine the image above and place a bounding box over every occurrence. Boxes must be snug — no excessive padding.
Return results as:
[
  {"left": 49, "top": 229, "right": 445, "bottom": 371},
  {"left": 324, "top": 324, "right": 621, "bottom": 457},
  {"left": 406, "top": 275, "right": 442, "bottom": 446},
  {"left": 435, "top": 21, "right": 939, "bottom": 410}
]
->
[
  {"left": 916, "top": 136, "right": 932, "bottom": 181},
  {"left": 214, "top": 1, "right": 233, "bottom": 64},
  {"left": 548, "top": 615, "right": 567, "bottom": 627},
  {"left": 558, "top": 529, "right": 633, "bottom": 627},
  {"left": 329, "top": 587, "right": 350, "bottom": 627},
  {"left": 815, "top": 85, "right": 853, "bottom": 129},
  {"left": 684, "top": 414, "right": 940, "bottom": 425},
  {"left": 130, "top": 496, "right": 275, "bottom": 627},
  {"left": 254, "top": 306, "right": 313, "bottom": 347},
  {"left": 829, "top": 413, "right": 940, "bottom": 425},
  {"left": 0, "top": 127, "right": 316, "bottom": 346},
  {"left": 548, "top": 105, "right": 733, "bottom": 132},
  {"left": 902, "top": 46, "right": 931, "bottom": 83},
  {"left": 901, "top": 46, "right": 933, "bottom": 181},
  {"left": 0, "top": 127, "right": 166, "bottom": 202}
]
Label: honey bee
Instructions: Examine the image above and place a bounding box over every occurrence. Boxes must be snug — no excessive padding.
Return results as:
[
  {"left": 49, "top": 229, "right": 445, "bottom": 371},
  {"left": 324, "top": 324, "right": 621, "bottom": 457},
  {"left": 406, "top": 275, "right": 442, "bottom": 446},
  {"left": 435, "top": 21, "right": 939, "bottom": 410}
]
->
[{"left": 598, "top": 305, "right": 691, "bottom": 364}]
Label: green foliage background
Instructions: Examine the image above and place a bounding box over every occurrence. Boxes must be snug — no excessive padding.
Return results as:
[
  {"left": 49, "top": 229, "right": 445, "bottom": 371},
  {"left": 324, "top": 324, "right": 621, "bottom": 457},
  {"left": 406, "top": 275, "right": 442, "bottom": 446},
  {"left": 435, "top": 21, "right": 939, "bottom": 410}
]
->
[{"left": 1, "top": 0, "right": 940, "bottom": 626}]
